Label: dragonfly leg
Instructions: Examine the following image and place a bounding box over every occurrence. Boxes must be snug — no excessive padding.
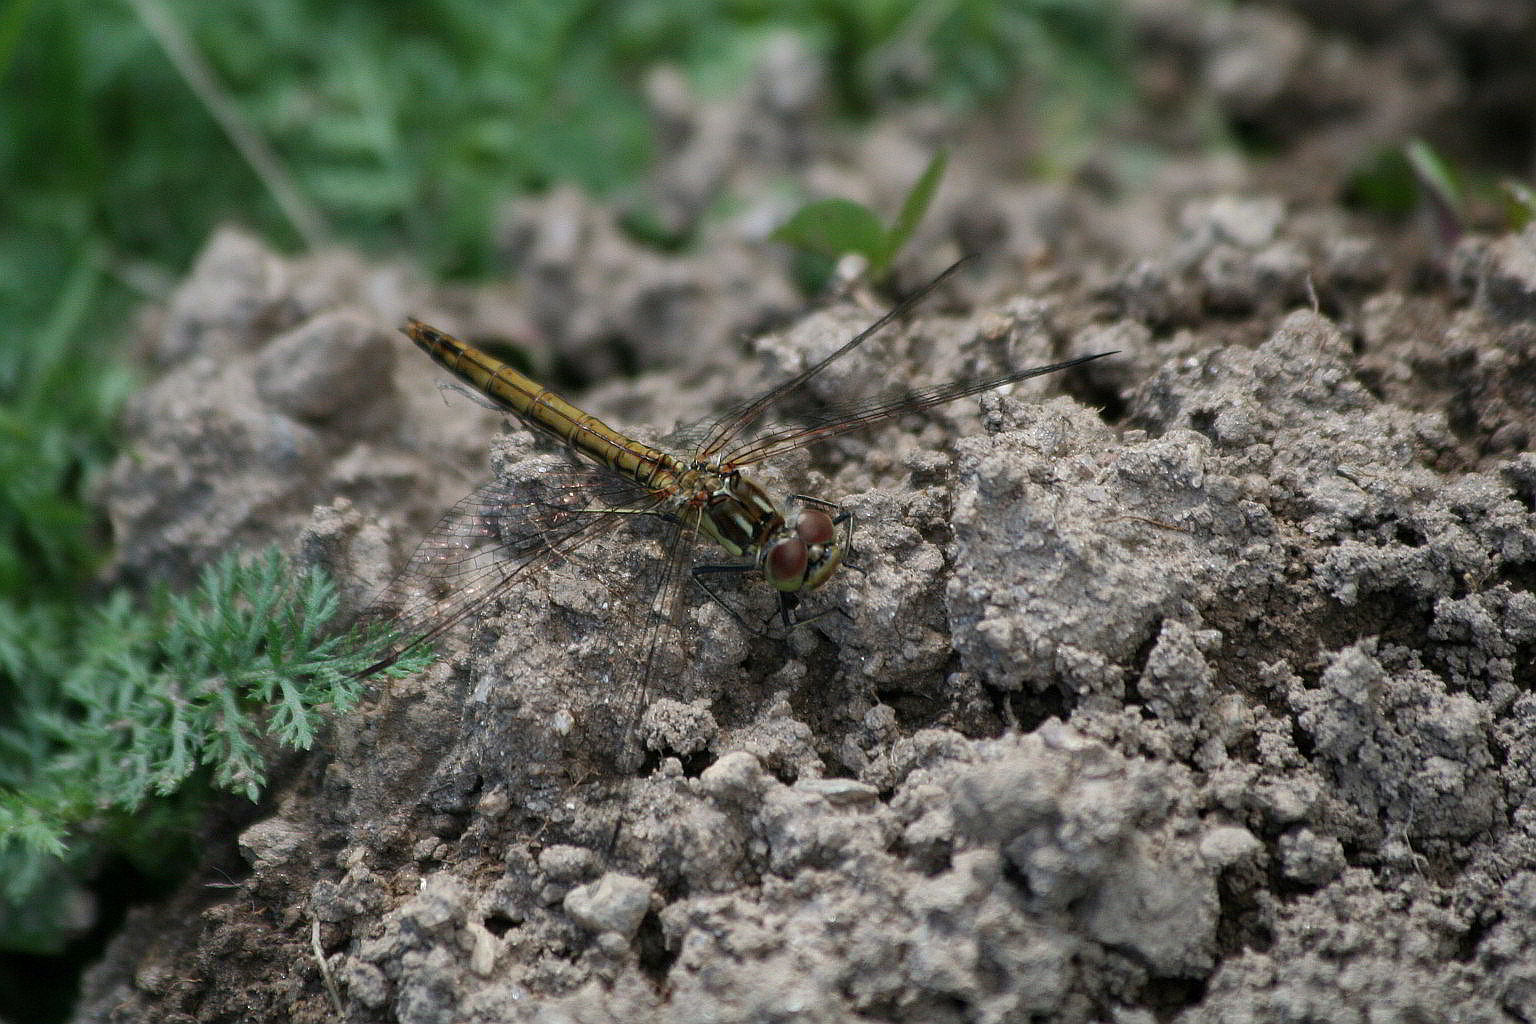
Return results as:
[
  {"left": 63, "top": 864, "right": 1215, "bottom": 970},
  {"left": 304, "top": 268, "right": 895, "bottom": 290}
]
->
[
  {"left": 788, "top": 493, "right": 843, "bottom": 513},
  {"left": 438, "top": 380, "right": 507, "bottom": 413},
  {"left": 770, "top": 593, "right": 852, "bottom": 633},
  {"left": 692, "top": 564, "right": 850, "bottom": 638},
  {"left": 778, "top": 592, "right": 797, "bottom": 632},
  {"left": 691, "top": 563, "right": 773, "bottom": 637},
  {"left": 790, "top": 602, "right": 853, "bottom": 628},
  {"left": 836, "top": 510, "right": 860, "bottom": 572}
]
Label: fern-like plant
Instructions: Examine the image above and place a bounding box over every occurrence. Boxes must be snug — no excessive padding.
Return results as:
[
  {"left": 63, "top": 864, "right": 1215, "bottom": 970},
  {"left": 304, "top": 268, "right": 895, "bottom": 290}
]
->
[{"left": 0, "top": 549, "right": 428, "bottom": 954}]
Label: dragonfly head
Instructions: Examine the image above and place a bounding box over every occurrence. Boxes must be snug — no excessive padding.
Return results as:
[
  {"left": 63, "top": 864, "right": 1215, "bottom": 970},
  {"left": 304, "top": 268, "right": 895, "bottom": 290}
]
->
[{"left": 763, "top": 507, "right": 844, "bottom": 593}]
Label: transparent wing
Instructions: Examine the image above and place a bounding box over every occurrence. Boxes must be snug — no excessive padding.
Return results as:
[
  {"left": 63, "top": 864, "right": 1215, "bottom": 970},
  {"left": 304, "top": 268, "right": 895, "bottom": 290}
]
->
[
  {"left": 719, "top": 351, "right": 1115, "bottom": 468},
  {"left": 593, "top": 503, "right": 703, "bottom": 853},
  {"left": 692, "top": 258, "right": 973, "bottom": 460},
  {"left": 356, "top": 454, "right": 664, "bottom": 677},
  {"left": 659, "top": 392, "right": 764, "bottom": 454}
]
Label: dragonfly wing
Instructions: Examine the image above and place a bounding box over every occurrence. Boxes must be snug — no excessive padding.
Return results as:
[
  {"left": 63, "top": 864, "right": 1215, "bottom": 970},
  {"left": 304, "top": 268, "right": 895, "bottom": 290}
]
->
[
  {"left": 693, "top": 258, "right": 973, "bottom": 460},
  {"left": 604, "top": 506, "right": 701, "bottom": 767},
  {"left": 657, "top": 392, "right": 768, "bottom": 455},
  {"left": 718, "top": 351, "right": 1115, "bottom": 468},
  {"left": 578, "top": 502, "right": 704, "bottom": 856},
  {"left": 358, "top": 453, "right": 661, "bottom": 676}
]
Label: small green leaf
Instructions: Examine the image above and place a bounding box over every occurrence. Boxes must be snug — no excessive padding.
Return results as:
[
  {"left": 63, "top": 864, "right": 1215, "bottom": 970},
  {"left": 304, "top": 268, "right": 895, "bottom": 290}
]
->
[
  {"left": 1405, "top": 137, "right": 1464, "bottom": 246},
  {"left": 884, "top": 149, "right": 949, "bottom": 270},
  {"left": 771, "top": 198, "right": 890, "bottom": 270},
  {"left": 1405, "top": 138, "right": 1460, "bottom": 208},
  {"left": 1501, "top": 179, "right": 1535, "bottom": 230},
  {"left": 773, "top": 151, "right": 951, "bottom": 284}
]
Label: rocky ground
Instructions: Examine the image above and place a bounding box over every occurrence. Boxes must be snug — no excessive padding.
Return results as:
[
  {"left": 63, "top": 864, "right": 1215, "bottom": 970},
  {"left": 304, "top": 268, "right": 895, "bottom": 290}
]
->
[{"left": 72, "top": 1, "right": 1536, "bottom": 1022}]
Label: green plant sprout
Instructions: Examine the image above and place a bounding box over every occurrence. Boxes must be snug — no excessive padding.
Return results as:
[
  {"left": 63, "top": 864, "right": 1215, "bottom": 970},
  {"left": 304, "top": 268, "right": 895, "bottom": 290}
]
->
[
  {"left": 772, "top": 150, "right": 949, "bottom": 284},
  {"left": 1501, "top": 180, "right": 1535, "bottom": 230},
  {"left": 1404, "top": 138, "right": 1536, "bottom": 238},
  {"left": 1351, "top": 138, "right": 1534, "bottom": 240},
  {"left": 1405, "top": 137, "right": 1464, "bottom": 249}
]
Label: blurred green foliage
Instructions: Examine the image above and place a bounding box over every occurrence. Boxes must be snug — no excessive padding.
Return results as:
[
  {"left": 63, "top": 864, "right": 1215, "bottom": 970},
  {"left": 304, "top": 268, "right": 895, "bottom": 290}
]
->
[
  {"left": 1348, "top": 137, "right": 1536, "bottom": 240},
  {"left": 1504, "top": 180, "right": 1536, "bottom": 230},
  {"left": 3, "top": 0, "right": 1127, "bottom": 294}
]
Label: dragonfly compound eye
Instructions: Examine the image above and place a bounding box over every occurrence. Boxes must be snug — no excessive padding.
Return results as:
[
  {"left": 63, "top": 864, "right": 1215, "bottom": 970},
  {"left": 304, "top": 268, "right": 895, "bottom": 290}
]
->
[
  {"left": 795, "top": 509, "right": 836, "bottom": 547},
  {"left": 766, "top": 537, "right": 810, "bottom": 592}
]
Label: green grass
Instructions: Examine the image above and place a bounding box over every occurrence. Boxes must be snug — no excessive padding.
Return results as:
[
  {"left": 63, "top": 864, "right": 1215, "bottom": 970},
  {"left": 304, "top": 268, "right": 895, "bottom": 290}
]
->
[{"left": 3, "top": 0, "right": 1127, "bottom": 295}]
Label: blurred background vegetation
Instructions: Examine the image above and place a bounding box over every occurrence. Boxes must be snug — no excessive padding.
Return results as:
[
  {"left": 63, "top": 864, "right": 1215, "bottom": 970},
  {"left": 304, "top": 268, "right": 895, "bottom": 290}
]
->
[
  {"left": 2, "top": 0, "right": 1128, "bottom": 601},
  {"left": 0, "top": 0, "right": 1128, "bottom": 1019}
]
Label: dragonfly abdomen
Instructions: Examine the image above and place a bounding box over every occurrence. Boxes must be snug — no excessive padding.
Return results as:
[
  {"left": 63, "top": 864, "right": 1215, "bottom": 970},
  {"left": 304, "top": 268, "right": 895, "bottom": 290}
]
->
[{"left": 403, "top": 319, "right": 677, "bottom": 490}]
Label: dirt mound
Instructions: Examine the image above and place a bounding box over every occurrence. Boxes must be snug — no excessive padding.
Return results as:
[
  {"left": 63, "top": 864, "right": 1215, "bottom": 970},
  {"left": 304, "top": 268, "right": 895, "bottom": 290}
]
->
[{"left": 80, "top": 4, "right": 1536, "bottom": 1022}]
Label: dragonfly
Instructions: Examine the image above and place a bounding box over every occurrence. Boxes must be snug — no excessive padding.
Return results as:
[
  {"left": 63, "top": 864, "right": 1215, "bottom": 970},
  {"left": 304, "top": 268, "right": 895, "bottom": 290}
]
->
[{"left": 359, "top": 259, "right": 1112, "bottom": 784}]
